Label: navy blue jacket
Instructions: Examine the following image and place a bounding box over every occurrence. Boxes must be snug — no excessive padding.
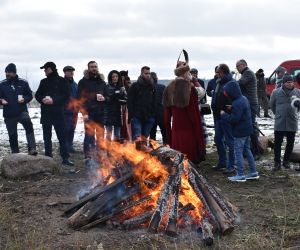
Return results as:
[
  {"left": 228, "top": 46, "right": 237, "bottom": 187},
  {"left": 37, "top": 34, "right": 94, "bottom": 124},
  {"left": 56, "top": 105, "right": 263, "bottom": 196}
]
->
[
  {"left": 206, "top": 76, "right": 217, "bottom": 98},
  {"left": 35, "top": 71, "right": 70, "bottom": 124},
  {"left": 0, "top": 76, "right": 33, "bottom": 118},
  {"left": 221, "top": 80, "right": 253, "bottom": 137},
  {"left": 64, "top": 77, "right": 78, "bottom": 116},
  {"left": 211, "top": 73, "right": 232, "bottom": 119}
]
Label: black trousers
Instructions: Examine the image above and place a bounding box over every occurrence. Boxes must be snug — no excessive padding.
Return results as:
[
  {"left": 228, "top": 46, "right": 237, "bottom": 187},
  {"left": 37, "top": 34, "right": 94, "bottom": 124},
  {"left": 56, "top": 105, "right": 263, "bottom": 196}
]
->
[
  {"left": 150, "top": 118, "right": 167, "bottom": 144},
  {"left": 4, "top": 111, "right": 36, "bottom": 153},
  {"left": 274, "top": 131, "right": 296, "bottom": 163},
  {"left": 42, "top": 120, "right": 69, "bottom": 160}
]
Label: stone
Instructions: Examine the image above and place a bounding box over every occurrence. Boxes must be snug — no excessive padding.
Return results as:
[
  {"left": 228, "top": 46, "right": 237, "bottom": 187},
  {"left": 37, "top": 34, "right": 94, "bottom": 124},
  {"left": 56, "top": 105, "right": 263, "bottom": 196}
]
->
[{"left": 0, "top": 153, "right": 58, "bottom": 179}]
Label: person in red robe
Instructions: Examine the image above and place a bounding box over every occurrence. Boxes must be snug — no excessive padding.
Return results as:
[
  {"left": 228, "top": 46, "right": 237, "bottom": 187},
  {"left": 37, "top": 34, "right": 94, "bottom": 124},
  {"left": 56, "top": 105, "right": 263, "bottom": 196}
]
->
[{"left": 163, "top": 61, "right": 206, "bottom": 164}]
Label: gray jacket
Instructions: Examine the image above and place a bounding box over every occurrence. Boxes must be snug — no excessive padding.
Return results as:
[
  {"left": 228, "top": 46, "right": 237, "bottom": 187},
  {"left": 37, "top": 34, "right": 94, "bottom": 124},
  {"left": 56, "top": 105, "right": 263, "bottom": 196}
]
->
[
  {"left": 238, "top": 67, "right": 258, "bottom": 105},
  {"left": 269, "top": 87, "right": 300, "bottom": 132}
]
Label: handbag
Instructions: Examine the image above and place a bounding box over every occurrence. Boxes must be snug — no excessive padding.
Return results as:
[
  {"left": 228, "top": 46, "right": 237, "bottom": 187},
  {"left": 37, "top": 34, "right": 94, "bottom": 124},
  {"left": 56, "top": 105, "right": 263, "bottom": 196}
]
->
[{"left": 200, "top": 103, "right": 211, "bottom": 115}]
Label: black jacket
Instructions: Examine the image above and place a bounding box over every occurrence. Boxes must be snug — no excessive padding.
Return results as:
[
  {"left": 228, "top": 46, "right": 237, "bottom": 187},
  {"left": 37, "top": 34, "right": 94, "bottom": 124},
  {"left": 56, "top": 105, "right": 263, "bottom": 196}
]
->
[
  {"left": 211, "top": 73, "right": 232, "bottom": 119},
  {"left": 104, "top": 70, "right": 127, "bottom": 126},
  {"left": 153, "top": 82, "right": 165, "bottom": 122},
  {"left": 0, "top": 76, "right": 33, "bottom": 118},
  {"left": 127, "top": 77, "right": 156, "bottom": 122},
  {"left": 35, "top": 71, "right": 70, "bottom": 123},
  {"left": 77, "top": 70, "right": 107, "bottom": 118}
]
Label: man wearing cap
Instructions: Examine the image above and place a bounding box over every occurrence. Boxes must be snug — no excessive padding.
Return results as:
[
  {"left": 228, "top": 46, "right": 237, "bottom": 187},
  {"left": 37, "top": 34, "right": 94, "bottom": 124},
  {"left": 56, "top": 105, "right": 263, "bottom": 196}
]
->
[
  {"left": 269, "top": 74, "right": 300, "bottom": 170},
  {"left": 0, "top": 63, "right": 37, "bottom": 155},
  {"left": 63, "top": 65, "right": 78, "bottom": 153},
  {"left": 35, "top": 62, "right": 73, "bottom": 166}
]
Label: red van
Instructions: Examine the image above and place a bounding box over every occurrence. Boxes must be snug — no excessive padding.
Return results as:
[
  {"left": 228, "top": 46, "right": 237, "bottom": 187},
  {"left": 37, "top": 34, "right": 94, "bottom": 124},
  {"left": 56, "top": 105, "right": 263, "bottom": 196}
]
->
[{"left": 266, "top": 60, "right": 300, "bottom": 97}]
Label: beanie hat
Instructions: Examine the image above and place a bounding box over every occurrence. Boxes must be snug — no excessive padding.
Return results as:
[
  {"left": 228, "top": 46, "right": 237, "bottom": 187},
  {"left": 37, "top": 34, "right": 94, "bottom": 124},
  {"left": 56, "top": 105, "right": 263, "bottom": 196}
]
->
[
  {"left": 190, "top": 68, "right": 198, "bottom": 74},
  {"left": 282, "top": 74, "right": 293, "bottom": 84},
  {"left": 5, "top": 63, "right": 17, "bottom": 73}
]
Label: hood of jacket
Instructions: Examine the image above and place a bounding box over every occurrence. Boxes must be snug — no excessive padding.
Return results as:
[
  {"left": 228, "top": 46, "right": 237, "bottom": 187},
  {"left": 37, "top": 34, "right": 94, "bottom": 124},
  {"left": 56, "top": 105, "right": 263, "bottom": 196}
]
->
[
  {"left": 83, "top": 69, "right": 105, "bottom": 81},
  {"left": 224, "top": 79, "right": 242, "bottom": 101},
  {"left": 107, "top": 70, "right": 122, "bottom": 86}
]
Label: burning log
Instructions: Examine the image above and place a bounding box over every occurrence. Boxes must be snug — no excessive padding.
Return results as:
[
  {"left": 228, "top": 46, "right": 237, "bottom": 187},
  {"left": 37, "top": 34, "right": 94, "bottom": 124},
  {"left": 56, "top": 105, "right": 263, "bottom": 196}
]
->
[
  {"left": 64, "top": 172, "right": 133, "bottom": 215},
  {"left": 188, "top": 163, "right": 235, "bottom": 235},
  {"left": 201, "top": 217, "right": 214, "bottom": 246},
  {"left": 148, "top": 153, "right": 184, "bottom": 234},
  {"left": 123, "top": 211, "right": 153, "bottom": 230},
  {"left": 81, "top": 195, "right": 152, "bottom": 230},
  {"left": 165, "top": 155, "right": 184, "bottom": 237},
  {"left": 189, "top": 163, "right": 237, "bottom": 222},
  {"left": 68, "top": 184, "right": 139, "bottom": 228}
]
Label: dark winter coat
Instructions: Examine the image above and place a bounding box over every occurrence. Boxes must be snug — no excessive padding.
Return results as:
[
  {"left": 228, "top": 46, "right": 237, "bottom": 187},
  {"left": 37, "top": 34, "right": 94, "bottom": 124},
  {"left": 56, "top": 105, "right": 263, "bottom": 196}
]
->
[
  {"left": 35, "top": 71, "right": 70, "bottom": 124},
  {"left": 0, "top": 76, "right": 33, "bottom": 118},
  {"left": 104, "top": 70, "right": 127, "bottom": 126},
  {"left": 211, "top": 73, "right": 232, "bottom": 118},
  {"left": 154, "top": 82, "right": 166, "bottom": 123},
  {"left": 77, "top": 70, "right": 108, "bottom": 119},
  {"left": 206, "top": 76, "right": 217, "bottom": 98},
  {"left": 238, "top": 67, "right": 258, "bottom": 105},
  {"left": 221, "top": 80, "right": 253, "bottom": 137},
  {"left": 127, "top": 76, "right": 156, "bottom": 122},
  {"left": 269, "top": 86, "right": 300, "bottom": 132},
  {"left": 64, "top": 77, "right": 78, "bottom": 115}
]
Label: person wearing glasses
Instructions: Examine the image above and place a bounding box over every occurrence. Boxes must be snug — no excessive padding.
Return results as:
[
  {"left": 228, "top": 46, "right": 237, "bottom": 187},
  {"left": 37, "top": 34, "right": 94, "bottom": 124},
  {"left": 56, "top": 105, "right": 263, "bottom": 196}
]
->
[
  {"left": 127, "top": 66, "right": 156, "bottom": 149},
  {"left": 236, "top": 59, "right": 262, "bottom": 160}
]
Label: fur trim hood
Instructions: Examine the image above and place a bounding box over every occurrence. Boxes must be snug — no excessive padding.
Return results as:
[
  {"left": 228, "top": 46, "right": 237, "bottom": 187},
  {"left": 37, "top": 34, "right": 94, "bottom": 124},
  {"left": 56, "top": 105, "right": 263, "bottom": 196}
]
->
[{"left": 83, "top": 69, "right": 105, "bottom": 81}]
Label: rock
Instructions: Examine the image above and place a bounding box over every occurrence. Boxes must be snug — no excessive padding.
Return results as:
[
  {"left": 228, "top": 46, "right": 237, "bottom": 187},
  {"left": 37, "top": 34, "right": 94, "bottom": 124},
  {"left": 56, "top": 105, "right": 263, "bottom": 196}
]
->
[
  {"left": 0, "top": 153, "right": 58, "bottom": 179},
  {"left": 289, "top": 144, "right": 300, "bottom": 162}
]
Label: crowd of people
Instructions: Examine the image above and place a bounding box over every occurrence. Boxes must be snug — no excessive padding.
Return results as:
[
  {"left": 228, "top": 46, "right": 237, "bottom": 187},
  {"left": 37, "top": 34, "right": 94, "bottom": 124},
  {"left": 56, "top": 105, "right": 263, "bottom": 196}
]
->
[{"left": 1, "top": 58, "right": 300, "bottom": 179}]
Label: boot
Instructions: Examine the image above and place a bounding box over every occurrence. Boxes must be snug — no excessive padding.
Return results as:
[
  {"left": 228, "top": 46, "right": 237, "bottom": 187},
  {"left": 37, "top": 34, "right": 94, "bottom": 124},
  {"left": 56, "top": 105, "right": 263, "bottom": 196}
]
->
[{"left": 273, "top": 162, "right": 281, "bottom": 171}]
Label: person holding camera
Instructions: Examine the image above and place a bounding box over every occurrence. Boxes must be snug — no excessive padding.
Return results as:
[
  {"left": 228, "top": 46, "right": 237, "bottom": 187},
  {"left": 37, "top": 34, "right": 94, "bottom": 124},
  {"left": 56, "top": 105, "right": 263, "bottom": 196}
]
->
[
  {"left": 0, "top": 63, "right": 37, "bottom": 155},
  {"left": 269, "top": 74, "right": 300, "bottom": 170}
]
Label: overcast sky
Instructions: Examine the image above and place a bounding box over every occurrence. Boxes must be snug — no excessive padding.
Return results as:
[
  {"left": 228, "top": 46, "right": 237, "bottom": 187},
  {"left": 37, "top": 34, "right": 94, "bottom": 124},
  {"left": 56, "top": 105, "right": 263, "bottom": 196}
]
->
[{"left": 1, "top": 0, "right": 300, "bottom": 90}]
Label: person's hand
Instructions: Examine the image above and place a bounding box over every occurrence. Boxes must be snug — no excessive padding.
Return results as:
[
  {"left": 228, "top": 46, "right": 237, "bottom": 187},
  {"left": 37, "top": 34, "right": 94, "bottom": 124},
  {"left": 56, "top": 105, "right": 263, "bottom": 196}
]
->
[
  {"left": 42, "top": 97, "right": 53, "bottom": 104},
  {"left": 1, "top": 99, "right": 8, "bottom": 105},
  {"left": 225, "top": 105, "right": 232, "bottom": 110},
  {"left": 220, "top": 110, "right": 225, "bottom": 115},
  {"left": 83, "top": 115, "right": 89, "bottom": 121},
  {"left": 18, "top": 98, "right": 24, "bottom": 103}
]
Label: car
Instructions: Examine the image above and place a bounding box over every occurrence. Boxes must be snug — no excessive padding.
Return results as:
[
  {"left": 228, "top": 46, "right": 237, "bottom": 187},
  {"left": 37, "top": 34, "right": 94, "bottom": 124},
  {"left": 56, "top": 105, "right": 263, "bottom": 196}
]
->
[{"left": 266, "top": 60, "right": 300, "bottom": 97}]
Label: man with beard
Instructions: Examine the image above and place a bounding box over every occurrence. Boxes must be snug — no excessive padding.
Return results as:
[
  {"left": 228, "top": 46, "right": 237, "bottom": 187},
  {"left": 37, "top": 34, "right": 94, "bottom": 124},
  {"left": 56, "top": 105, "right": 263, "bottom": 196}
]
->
[
  {"left": 0, "top": 63, "right": 37, "bottom": 155},
  {"left": 35, "top": 62, "right": 73, "bottom": 166},
  {"left": 127, "top": 66, "right": 156, "bottom": 148},
  {"left": 77, "top": 61, "right": 107, "bottom": 159},
  {"left": 63, "top": 65, "right": 78, "bottom": 153},
  {"left": 236, "top": 59, "right": 262, "bottom": 160}
]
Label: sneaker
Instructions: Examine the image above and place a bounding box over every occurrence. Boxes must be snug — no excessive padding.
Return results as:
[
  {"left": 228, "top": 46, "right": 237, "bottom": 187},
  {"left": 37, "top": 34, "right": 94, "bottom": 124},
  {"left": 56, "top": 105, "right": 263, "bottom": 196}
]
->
[
  {"left": 245, "top": 172, "right": 260, "bottom": 180},
  {"left": 212, "top": 164, "right": 226, "bottom": 171},
  {"left": 28, "top": 148, "right": 38, "bottom": 156},
  {"left": 228, "top": 175, "right": 246, "bottom": 182},
  {"left": 223, "top": 168, "right": 236, "bottom": 175},
  {"left": 62, "top": 159, "right": 74, "bottom": 166},
  {"left": 273, "top": 162, "right": 281, "bottom": 171},
  {"left": 282, "top": 160, "right": 290, "bottom": 169}
]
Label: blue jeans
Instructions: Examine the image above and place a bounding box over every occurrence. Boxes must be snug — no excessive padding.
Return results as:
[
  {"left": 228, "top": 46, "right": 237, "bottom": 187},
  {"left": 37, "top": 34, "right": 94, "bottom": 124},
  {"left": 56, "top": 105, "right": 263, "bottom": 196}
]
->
[
  {"left": 106, "top": 126, "right": 121, "bottom": 141},
  {"left": 131, "top": 117, "right": 155, "bottom": 141},
  {"left": 214, "top": 118, "right": 235, "bottom": 170},
  {"left": 234, "top": 136, "right": 256, "bottom": 176}
]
